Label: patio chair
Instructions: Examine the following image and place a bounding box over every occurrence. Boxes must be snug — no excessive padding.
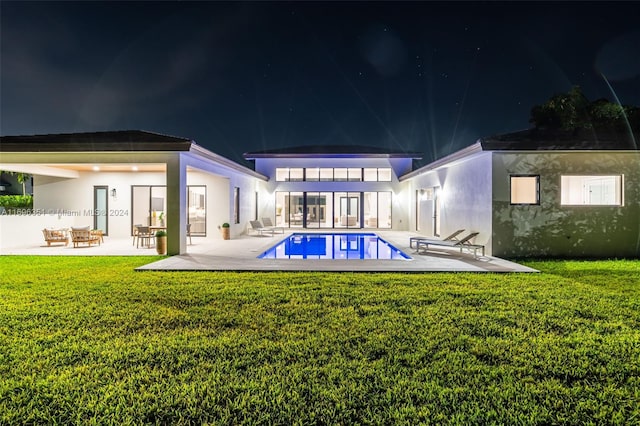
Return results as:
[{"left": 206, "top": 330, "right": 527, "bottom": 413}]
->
[
  {"left": 135, "top": 225, "right": 154, "bottom": 248},
  {"left": 42, "top": 228, "right": 69, "bottom": 246},
  {"left": 70, "top": 226, "right": 101, "bottom": 248},
  {"left": 261, "top": 217, "right": 284, "bottom": 233},
  {"left": 415, "top": 231, "right": 484, "bottom": 257},
  {"left": 409, "top": 229, "right": 465, "bottom": 249},
  {"left": 249, "top": 220, "right": 275, "bottom": 237},
  {"left": 186, "top": 223, "right": 193, "bottom": 245},
  {"left": 132, "top": 223, "right": 143, "bottom": 246}
]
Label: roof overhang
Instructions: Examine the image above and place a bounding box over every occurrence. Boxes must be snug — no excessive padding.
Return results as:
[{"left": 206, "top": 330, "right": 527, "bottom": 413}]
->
[
  {"left": 244, "top": 152, "right": 422, "bottom": 160},
  {"left": 0, "top": 130, "right": 193, "bottom": 153},
  {"left": 399, "top": 141, "right": 484, "bottom": 181}
]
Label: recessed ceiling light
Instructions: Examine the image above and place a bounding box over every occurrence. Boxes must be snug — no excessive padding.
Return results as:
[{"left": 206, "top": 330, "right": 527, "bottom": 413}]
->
[
  {"left": 92, "top": 166, "right": 100, "bottom": 171},
  {"left": 132, "top": 166, "right": 139, "bottom": 171}
]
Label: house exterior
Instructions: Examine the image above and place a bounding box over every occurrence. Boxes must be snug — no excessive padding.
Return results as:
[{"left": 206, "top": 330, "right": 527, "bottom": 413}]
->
[
  {"left": 243, "top": 145, "right": 421, "bottom": 231},
  {"left": 402, "top": 129, "right": 640, "bottom": 258},
  {"left": 0, "top": 131, "right": 267, "bottom": 255},
  {"left": 1, "top": 128, "right": 638, "bottom": 258}
]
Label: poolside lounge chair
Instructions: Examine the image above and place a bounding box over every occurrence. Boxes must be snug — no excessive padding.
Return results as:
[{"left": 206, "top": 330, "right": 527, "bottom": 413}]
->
[
  {"left": 261, "top": 217, "right": 284, "bottom": 233},
  {"left": 409, "top": 229, "right": 465, "bottom": 249},
  {"left": 249, "top": 220, "right": 275, "bottom": 237},
  {"left": 415, "top": 231, "right": 485, "bottom": 257}
]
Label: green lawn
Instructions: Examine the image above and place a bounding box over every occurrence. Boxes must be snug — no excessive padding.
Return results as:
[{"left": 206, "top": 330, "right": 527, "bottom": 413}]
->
[{"left": 1, "top": 257, "right": 639, "bottom": 425}]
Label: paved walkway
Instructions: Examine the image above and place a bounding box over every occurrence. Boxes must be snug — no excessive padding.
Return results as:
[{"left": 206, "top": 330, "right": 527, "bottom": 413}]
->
[
  {"left": 137, "top": 231, "right": 537, "bottom": 273},
  {"left": 1, "top": 230, "right": 537, "bottom": 272}
]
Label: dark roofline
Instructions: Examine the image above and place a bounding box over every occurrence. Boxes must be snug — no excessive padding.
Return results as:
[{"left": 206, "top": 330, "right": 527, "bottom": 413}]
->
[
  {"left": 244, "top": 144, "right": 422, "bottom": 159},
  {"left": 479, "top": 128, "right": 639, "bottom": 151},
  {"left": 0, "top": 130, "right": 194, "bottom": 152}
]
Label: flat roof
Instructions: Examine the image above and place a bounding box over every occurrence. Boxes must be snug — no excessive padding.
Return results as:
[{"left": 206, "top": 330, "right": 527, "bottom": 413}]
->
[{"left": 244, "top": 144, "right": 422, "bottom": 159}]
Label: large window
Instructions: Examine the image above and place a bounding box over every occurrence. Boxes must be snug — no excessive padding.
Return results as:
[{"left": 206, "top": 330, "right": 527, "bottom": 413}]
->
[
  {"left": 510, "top": 175, "right": 539, "bottom": 205},
  {"left": 274, "top": 191, "right": 391, "bottom": 228},
  {"left": 275, "top": 168, "right": 304, "bottom": 181},
  {"left": 561, "top": 175, "right": 623, "bottom": 206},
  {"left": 132, "top": 185, "right": 206, "bottom": 236},
  {"left": 275, "top": 167, "right": 392, "bottom": 182}
]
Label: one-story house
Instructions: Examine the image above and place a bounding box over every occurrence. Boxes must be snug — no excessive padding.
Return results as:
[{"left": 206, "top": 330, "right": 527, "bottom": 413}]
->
[
  {"left": 402, "top": 129, "right": 640, "bottom": 258},
  {"left": 1, "top": 129, "right": 638, "bottom": 258}
]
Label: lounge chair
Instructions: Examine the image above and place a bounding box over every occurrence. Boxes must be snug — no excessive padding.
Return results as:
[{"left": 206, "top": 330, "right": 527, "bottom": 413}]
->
[
  {"left": 42, "top": 228, "right": 69, "bottom": 246},
  {"left": 261, "top": 217, "right": 284, "bottom": 233},
  {"left": 249, "top": 220, "right": 275, "bottom": 237},
  {"left": 415, "top": 231, "right": 485, "bottom": 257},
  {"left": 409, "top": 229, "right": 465, "bottom": 249}
]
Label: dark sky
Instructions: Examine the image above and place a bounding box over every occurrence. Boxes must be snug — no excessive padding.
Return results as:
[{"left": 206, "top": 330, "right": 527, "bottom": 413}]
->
[{"left": 2, "top": 1, "right": 639, "bottom": 166}]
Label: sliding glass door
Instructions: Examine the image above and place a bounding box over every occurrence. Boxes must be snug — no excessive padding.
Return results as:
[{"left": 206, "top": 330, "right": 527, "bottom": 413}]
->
[{"left": 132, "top": 185, "right": 206, "bottom": 236}]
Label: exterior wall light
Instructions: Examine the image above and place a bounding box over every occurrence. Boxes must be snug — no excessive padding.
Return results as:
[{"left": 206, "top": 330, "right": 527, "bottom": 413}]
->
[{"left": 111, "top": 188, "right": 117, "bottom": 198}]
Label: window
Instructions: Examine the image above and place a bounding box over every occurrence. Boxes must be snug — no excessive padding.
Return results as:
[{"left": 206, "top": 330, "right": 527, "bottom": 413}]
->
[
  {"left": 319, "top": 168, "right": 333, "bottom": 181},
  {"left": 334, "top": 168, "right": 348, "bottom": 181},
  {"left": 276, "top": 168, "right": 289, "bottom": 182},
  {"left": 561, "top": 175, "right": 623, "bottom": 206},
  {"left": 233, "top": 187, "right": 240, "bottom": 224},
  {"left": 275, "top": 168, "right": 303, "bottom": 181},
  {"left": 289, "top": 168, "right": 303, "bottom": 181},
  {"left": 347, "top": 168, "right": 362, "bottom": 181},
  {"left": 188, "top": 186, "right": 206, "bottom": 236},
  {"left": 306, "top": 168, "right": 320, "bottom": 181},
  {"left": 510, "top": 175, "right": 539, "bottom": 205},
  {"left": 363, "top": 168, "right": 378, "bottom": 181},
  {"left": 132, "top": 185, "right": 206, "bottom": 236},
  {"left": 378, "top": 168, "right": 392, "bottom": 182}
]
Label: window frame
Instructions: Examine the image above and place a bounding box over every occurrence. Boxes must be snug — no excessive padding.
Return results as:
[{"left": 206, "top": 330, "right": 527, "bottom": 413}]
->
[
  {"left": 560, "top": 174, "right": 624, "bottom": 206},
  {"left": 509, "top": 174, "right": 540, "bottom": 206}
]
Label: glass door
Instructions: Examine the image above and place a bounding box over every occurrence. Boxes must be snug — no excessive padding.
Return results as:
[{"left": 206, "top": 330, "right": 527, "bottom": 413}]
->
[
  {"left": 93, "top": 186, "right": 108, "bottom": 235},
  {"left": 336, "top": 192, "right": 360, "bottom": 228}
]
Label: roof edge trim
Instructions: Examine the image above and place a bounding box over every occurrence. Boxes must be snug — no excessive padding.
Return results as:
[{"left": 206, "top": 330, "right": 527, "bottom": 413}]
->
[{"left": 399, "top": 141, "right": 483, "bottom": 181}]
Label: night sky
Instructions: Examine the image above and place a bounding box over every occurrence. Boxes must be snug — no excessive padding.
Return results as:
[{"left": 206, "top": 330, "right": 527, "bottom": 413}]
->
[{"left": 2, "top": 1, "right": 639, "bottom": 166}]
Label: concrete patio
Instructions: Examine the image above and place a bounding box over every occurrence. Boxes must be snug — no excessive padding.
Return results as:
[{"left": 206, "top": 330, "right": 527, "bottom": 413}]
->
[{"left": 1, "top": 230, "right": 537, "bottom": 273}]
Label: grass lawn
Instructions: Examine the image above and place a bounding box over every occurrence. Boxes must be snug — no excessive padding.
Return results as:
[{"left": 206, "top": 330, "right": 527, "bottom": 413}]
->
[{"left": 0, "top": 257, "right": 639, "bottom": 425}]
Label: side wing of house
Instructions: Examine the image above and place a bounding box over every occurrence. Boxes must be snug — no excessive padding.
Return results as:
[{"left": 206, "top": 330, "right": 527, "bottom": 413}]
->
[
  {"left": 401, "top": 147, "right": 494, "bottom": 255},
  {"left": 492, "top": 150, "right": 640, "bottom": 258},
  {"left": 0, "top": 131, "right": 267, "bottom": 255}
]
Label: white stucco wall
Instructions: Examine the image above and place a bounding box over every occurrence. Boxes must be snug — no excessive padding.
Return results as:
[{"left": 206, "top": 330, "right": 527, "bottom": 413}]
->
[
  {"left": 34, "top": 171, "right": 166, "bottom": 239},
  {"left": 253, "top": 157, "right": 407, "bottom": 228},
  {"left": 186, "top": 171, "right": 229, "bottom": 239},
  {"left": 492, "top": 151, "right": 640, "bottom": 258},
  {"left": 405, "top": 152, "right": 494, "bottom": 253}
]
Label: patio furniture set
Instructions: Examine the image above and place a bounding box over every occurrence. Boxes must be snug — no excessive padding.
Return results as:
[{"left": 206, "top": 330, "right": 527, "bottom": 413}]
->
[{"left": 42, "top": 227, "right": 103, "bottom": 248}]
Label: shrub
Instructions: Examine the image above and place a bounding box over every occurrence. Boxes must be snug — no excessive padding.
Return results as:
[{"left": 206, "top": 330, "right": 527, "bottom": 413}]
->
[{"left": 0, "top": 195, "right": 33, "bottom": 213}]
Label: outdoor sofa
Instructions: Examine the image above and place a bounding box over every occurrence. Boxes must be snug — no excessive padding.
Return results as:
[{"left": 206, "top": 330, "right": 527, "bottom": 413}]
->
[
  {"left": 42, "top": 228, "right": 69, "bottom": 246},
  {"left": 70, "top": 226, "right": 101, "bottom": 248}
]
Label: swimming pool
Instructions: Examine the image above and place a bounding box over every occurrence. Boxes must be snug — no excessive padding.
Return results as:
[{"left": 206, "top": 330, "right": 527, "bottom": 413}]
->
[{"left": 258, "top": 233, "right": 411, "bottom": 260}]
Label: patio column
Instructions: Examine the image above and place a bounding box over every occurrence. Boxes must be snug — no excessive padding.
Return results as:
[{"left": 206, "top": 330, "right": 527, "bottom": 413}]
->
[{"left": 166, "top": 154, "right": 187, "bottom": 255}]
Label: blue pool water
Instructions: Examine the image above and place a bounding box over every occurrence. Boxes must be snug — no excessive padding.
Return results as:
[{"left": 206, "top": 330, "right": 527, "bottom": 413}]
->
[{"left": 258, "top": 233, "right": 411, "bottom": 260}]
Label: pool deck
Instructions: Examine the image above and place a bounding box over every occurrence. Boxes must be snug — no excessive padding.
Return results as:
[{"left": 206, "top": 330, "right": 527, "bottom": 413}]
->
[{"left": 136, "top": 231, "right": 537, "bottom": 273}]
